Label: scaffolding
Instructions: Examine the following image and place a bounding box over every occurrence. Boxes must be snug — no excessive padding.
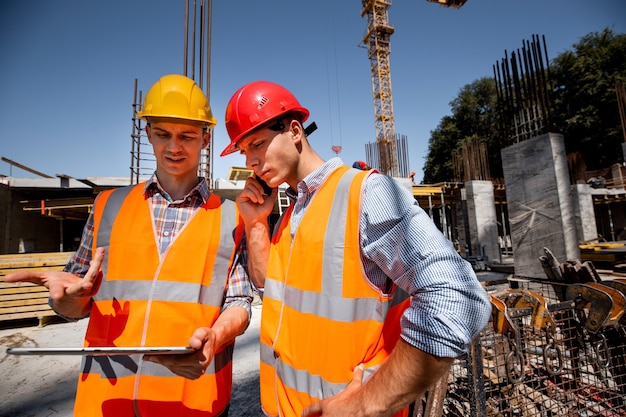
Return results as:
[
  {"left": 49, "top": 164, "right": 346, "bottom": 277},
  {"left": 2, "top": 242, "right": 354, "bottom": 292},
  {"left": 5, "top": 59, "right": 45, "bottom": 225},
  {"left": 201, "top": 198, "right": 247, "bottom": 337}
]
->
[{"left": 129, "top": 0, "right": 214, "bottom": 186}]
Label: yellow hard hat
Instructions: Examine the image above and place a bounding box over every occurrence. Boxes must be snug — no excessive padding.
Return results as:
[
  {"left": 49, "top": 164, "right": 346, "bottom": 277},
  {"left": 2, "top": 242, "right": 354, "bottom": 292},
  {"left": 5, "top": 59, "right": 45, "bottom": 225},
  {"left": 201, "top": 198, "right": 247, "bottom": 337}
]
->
[{"left": 137, "top": 74, "right": 216, "bottom": 127}]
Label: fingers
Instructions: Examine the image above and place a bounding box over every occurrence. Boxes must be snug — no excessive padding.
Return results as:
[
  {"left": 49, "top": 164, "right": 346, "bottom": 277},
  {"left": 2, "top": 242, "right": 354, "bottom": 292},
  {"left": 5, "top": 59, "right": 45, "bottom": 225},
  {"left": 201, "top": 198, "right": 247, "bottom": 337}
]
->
[
  {"left": 189, "top": 327, "right": 210, "bottom": 350},
  {"left": 237, "top": 180, "right": 266, "bottom": 204},
  {"left": 301, "top": 402, "right": 322, "bottom": 417},
  {"left": 83, "top": 247, "right": 105, "bottom": 284},
  {"left": 301, "top": 364, "right": 365, "bottom": 416},
  {"left": 189, "top": 327, "right": 214, "bottom": 367},
  {"left": 144, "top": 350, "right": 205, "bottom": 380},
  {"left": 352, "top": 363, "right": 364, "bottom": 384},
  {"left": 3, "top": 270, "right": 45, "bottom": 285}
]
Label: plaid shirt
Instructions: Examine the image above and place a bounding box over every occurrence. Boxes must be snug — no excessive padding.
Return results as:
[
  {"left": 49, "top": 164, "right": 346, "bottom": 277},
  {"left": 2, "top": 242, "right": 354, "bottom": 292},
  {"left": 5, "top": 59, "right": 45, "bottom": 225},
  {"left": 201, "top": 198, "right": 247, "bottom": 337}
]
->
[{"left": 65, "top": 173, "right": 252, "bottom": 315}]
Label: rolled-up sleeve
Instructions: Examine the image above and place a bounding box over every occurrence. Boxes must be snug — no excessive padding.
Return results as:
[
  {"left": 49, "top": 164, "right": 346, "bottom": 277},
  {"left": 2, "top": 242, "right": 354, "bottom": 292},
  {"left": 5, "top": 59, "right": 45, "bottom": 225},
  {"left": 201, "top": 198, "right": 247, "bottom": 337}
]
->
[
  {"left": 223, "top": 247, "right": 253, "bottom": 318},
  {"left": 360, "top": 174, "right": 491, "bottom": 358}
]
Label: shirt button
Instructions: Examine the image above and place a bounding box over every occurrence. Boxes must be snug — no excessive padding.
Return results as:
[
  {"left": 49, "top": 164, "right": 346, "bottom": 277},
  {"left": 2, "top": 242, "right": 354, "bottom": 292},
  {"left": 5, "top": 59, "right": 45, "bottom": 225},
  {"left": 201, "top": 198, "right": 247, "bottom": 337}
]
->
[{"left": 164, "top": 231, "right": 170, "bottom": 236}]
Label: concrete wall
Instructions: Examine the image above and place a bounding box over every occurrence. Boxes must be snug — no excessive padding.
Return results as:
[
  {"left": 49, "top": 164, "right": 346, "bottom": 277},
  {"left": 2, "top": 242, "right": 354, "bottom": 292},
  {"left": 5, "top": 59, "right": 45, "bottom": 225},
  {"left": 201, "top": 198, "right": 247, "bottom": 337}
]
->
[
  {"left": 464, "top": 180, "right": 500, "bottom": 263},
  {"left": 0, "top": 183, "right": 89, "bottom": 254},
  {"left": 3, "top": 188, "right": 62, "bottom": 253},
  {"left": 501, "top": 133, "right": 580, "bottom": 278},
  {"left": 572, "top": 183, "right": 598, "bottom": 243}
]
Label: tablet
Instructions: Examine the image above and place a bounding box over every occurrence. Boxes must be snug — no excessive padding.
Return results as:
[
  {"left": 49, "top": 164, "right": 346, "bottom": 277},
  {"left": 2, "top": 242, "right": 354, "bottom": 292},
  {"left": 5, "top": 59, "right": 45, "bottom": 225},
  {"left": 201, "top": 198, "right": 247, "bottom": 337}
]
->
[{"left": 6, "top": 346, "right": 195, "bottom": 356}]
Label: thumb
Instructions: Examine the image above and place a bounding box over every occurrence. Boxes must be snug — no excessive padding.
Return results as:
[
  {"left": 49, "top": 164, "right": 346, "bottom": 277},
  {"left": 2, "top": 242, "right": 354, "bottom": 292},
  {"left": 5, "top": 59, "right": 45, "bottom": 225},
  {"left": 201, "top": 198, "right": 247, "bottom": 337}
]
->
[
  {"left": 352, "top": 363, "right": 365, "bottom": 384},
  {"left": 301, "top": 401, "right": 322, "bottom": 417}
]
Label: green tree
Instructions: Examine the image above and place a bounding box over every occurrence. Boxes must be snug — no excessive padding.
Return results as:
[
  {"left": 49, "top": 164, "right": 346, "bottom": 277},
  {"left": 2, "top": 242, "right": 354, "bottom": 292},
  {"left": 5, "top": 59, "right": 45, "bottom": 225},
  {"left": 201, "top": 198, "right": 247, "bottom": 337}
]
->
[
  {"left": 422, "top": 28, "right": 626, "bottom": 182},
  {"left": 422, "top": 116, "right": 459, "bottom": 183},
  {"left": 551, "top": 28, "right": 626, "bottom": 170},
  {"left": 422, "top": 77, "right": 498, "bottom": 183}
]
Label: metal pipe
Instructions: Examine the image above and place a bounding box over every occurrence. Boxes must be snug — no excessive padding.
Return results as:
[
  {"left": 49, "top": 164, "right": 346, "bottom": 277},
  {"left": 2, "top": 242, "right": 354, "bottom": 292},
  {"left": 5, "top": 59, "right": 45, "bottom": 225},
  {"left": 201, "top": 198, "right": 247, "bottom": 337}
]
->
[{"left": 184, "top": 0, "right": 189, "bottom": 76}]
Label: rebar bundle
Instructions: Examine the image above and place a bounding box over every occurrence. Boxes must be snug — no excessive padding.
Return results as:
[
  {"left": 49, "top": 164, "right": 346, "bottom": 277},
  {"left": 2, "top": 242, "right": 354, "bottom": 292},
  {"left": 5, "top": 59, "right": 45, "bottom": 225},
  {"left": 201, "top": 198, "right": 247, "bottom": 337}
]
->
[{"left": 493, "top": 35, "right": 555, "bottom": 147}]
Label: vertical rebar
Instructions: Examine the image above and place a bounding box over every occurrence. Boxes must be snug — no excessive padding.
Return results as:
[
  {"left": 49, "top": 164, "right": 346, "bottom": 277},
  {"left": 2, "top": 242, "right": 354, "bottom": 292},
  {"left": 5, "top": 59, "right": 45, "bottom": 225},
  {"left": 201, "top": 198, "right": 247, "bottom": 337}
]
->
[{"left": 184, "top": 0, "right": 189, "bottom": 76}]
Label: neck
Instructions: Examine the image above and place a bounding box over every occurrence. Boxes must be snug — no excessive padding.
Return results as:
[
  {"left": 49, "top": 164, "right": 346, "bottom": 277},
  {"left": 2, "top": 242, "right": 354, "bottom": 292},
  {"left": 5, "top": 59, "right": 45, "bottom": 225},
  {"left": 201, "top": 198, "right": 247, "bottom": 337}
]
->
[
  {"left": 287, "top": 151, "right": 326, "bottom": 190},
  {"left": 156, "top": 171, "right": 200, "bottom": 201}
]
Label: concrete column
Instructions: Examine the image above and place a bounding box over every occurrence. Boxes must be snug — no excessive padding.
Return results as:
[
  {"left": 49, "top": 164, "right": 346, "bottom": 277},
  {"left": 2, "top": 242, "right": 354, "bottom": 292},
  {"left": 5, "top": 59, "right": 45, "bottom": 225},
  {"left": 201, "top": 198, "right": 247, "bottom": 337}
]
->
[
  {"left": 501, "top": 133, "right": 580, "bottom": 278},
  {"left": 572, "top": 183, "right": 598, "bottom": 243},
  {"left": 611, "top": 163, "right": 624, "bottom": 188},
  {"left": 464, "top": 180, "right": 500, "bottom": 263}
]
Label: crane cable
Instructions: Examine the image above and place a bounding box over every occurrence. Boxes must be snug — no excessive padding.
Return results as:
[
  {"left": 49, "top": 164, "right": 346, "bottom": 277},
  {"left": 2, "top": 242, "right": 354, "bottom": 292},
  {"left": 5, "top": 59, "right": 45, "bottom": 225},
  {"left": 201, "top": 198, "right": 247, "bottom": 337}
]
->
[{"left": 325, "top": 5, "right": 343, "bottom": 155}]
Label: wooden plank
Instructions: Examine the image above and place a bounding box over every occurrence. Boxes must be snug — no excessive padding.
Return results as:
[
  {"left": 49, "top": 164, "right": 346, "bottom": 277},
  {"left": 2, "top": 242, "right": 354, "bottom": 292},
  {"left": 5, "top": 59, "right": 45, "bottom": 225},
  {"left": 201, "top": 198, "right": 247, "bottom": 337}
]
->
[
  {"left": 0, "top": 252, "right": 70, "bottom": 323},
  {"left": 0, "top": 309, "right": 56, "bottom": 321},
  {"left": 0, "top": 281, "right": 40, "bottom": 288},
  {"left": 0, "top": 252, "right": 74, "bottom": 269},
  {"left": 0, "top": 303, "right": 52, "bottom": 316},
  {"left": 0, "top": 292, "right": 50, "bottom": 302},
  {"left": 0, "top": 297, "right": 50, "bottom": 308},
  {"left": 0, "top": 266, "right": 68, "bottom": 276},
  {"left": 0, "top": 287, "right": 49, "bottom": 296}
]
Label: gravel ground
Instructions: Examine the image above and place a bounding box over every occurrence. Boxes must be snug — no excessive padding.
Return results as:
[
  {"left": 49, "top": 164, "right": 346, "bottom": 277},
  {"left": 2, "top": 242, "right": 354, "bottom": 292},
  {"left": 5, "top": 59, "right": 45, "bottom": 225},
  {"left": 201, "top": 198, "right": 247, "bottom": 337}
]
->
[{"left": 0, "top": 300, "right": 263, "bottom": 417}]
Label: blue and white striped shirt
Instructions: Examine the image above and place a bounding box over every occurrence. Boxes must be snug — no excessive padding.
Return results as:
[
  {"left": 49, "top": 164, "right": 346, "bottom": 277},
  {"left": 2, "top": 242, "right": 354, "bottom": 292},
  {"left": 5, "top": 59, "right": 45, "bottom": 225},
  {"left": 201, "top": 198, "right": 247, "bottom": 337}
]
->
[{"left": 287, "top": 158, "right": 490, "bottom": 358}]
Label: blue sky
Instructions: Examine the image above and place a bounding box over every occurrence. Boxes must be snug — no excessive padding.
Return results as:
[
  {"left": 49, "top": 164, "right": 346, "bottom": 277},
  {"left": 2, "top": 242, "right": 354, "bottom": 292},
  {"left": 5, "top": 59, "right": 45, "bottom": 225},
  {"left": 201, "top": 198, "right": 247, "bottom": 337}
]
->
[{"left": 1, "top": 0, "right": 625, "bottom": 183}]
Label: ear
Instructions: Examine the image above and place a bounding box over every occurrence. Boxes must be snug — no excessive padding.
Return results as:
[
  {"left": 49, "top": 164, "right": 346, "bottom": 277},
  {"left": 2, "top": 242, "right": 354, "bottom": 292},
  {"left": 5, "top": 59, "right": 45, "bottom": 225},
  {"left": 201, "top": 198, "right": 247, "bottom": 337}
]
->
[
  {"left": 289, "top": 119, "right": 304, "bottom": 145},
  {"left": 202, "top": 130, "right": 210, "bottom": 149},
  {"left": 145, "top": 124, "right": 153, "bottom": 143}
]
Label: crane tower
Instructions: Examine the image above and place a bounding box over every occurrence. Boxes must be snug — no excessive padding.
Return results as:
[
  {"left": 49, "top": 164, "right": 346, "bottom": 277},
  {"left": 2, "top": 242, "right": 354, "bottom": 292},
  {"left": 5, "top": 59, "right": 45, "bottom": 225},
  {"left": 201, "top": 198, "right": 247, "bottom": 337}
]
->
[
  {"left": 361, "top": 0, "right": 398, "bottom": 177},
  {"left": 360, "top": 0, "right": 467, "bottom": 178}
]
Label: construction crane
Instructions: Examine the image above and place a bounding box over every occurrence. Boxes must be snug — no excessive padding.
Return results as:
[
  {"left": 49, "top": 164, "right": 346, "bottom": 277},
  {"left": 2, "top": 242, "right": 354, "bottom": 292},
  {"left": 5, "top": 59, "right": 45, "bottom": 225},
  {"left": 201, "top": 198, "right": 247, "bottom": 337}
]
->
[
  {"left": 360, "top": 0, "right": 466, "bottom": 177},
  {"left": 426, "top": 0, "right": 467, "bottom": 8}
]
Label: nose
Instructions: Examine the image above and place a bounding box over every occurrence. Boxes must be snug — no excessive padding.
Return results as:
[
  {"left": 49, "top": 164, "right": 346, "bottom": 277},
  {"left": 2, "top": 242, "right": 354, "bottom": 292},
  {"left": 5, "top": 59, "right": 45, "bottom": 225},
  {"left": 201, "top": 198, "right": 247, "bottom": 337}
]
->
[
  {"left": 246, "top": 154, "right": 259, "bottom": 170},
  {"left": 167, "top": 137, "right": 183, "bottom": 151}
]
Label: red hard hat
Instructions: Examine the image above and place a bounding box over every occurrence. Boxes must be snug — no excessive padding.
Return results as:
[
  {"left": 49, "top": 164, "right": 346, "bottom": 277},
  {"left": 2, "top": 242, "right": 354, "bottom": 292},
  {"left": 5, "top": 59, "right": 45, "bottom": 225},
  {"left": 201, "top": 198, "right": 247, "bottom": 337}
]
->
[{"left": 221, "top": 81, "right": 310, "bottom": 156}]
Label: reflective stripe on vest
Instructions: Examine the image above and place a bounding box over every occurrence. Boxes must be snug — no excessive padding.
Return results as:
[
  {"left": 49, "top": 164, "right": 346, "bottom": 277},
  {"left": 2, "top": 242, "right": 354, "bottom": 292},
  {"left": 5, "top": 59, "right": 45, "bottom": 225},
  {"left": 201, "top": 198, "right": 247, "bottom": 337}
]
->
[
  {"left": 260, "top": 166, "right": 409, "bottom": 417},
  {"left": 75, "top": 183, "right": 237, "bottom": 417}
]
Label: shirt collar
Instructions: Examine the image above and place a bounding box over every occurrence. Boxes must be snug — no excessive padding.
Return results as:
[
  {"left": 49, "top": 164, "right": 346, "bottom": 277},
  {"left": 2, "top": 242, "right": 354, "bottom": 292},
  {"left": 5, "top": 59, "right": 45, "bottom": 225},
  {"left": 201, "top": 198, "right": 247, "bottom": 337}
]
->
[
  {"left": 285, "top": 157, "right": 344, "bottom": 201},
  {"left": 143, "top": 172, "right": 210, "bottom": 203}
]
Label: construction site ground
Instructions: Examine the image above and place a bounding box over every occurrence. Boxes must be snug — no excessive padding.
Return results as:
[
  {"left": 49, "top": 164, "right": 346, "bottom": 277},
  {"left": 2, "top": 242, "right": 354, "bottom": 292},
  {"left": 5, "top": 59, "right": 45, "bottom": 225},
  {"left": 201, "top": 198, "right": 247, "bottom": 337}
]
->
[
  {"left": 0, "top": 298, "right": 264, "bottom": 417},
  {"left": 0, "top": 272, "right": 509, "bottom": 417}
]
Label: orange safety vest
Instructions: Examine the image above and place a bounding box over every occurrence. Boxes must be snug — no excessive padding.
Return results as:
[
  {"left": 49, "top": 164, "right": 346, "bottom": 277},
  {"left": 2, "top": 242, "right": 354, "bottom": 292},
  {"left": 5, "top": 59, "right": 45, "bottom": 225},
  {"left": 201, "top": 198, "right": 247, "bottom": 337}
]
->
[
  {"left": 74, "top": 184, "right": 240, "bottom": 417},
  {"left": 260, "top": 166, "right": 410, "bottom": 417}
]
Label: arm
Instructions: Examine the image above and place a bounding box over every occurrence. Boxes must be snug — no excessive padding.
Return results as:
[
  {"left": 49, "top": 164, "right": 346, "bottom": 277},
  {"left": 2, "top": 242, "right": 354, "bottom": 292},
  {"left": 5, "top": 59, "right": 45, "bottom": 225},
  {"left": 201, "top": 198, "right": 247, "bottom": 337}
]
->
[
  {"left": 235, "top": 176, "right": 276, "bottom": 289},
  {"left": 4, "top": 247, "right": 104, "bottom": 319},
  {"left": 146, "top": 242, "right": 253, "bottom": 380},
  {"left": 192, "top": 304, "right": 249, "bottom": 364},
  {"left": 302, "top": 339, "right": 453, "bottom": 417},
  {"left": 144, "top": 305, "right": 250, "bottom": 380},
  {"left": 305, "top": 174, "right": 490, "bottom": 416},
  {"left": 244, "top": 218, "right": 271, "bottom": 290}
]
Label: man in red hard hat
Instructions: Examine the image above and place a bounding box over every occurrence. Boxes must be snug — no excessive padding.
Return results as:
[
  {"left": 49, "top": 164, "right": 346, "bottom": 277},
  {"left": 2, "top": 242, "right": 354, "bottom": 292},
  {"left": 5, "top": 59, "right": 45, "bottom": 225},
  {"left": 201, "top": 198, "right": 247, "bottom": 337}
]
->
[
  {"left": 352, "top": 160, "right": 370, "bottom": 170},
  {"left": 221, "top": 80, "right": 490, "bottom": 417}
]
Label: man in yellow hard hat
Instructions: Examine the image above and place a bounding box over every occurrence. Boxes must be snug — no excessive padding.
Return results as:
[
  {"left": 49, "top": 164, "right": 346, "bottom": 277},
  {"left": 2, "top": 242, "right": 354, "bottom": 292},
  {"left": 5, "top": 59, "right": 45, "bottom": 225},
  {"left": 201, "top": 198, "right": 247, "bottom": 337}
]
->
[{"left": 5, "top": 74, "right": 252, "bottom": 417}]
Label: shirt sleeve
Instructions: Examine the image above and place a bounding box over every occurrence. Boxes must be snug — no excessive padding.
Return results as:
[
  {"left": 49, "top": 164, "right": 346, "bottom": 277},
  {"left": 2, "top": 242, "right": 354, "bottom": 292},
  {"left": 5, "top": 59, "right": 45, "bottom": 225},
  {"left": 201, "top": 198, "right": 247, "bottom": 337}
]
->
[
  {"left": 359, "top": 173, "right": 491, "bottom": 358},
  {"left": 223, "top": 239, "right": 254, "bottom": 318},
  {"left": 64, "top": 210, "right": 95, "bottom": 277}
]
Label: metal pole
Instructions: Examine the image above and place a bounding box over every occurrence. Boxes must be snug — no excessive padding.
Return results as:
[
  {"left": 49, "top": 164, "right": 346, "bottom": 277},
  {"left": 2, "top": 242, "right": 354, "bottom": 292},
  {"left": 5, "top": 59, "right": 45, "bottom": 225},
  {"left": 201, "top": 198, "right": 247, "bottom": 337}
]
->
[
  {"left": 59, "top": 218, "right": 64, "bottom": 252},
  {"left": 207, "top": 0, "right": 213, "bottom": 186},
  {"left": 440, "top": 191, "right": 448, "bottom": 240},
  {"left": 184, "top": 0, "right": 189, "bottom": 76},
  {"left": 191, "top": 0, "right": 197, "bottom": 80},
  {"left": 198, "top": 0, "right": 205, "bottom": 88}
]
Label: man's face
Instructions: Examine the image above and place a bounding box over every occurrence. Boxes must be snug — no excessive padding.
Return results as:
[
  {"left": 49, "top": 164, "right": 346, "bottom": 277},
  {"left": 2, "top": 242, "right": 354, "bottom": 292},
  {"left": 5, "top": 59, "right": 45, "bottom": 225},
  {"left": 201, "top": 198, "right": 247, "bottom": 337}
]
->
[
  {"left": 146, "top": 118, "right": 208, "bottom": 180},
  {"left": 236, "top": 119, "right": 301, "bottom": 189}
]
